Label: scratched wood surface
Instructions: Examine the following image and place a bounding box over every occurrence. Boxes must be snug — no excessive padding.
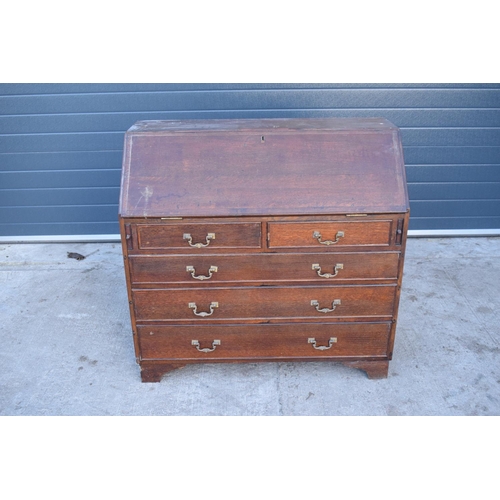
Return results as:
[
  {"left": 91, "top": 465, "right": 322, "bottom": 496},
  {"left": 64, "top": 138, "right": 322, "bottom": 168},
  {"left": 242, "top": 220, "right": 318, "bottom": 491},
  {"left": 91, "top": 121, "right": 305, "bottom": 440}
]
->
[{"left": 119, "top": 118, "right": 409, "bottom": 217}]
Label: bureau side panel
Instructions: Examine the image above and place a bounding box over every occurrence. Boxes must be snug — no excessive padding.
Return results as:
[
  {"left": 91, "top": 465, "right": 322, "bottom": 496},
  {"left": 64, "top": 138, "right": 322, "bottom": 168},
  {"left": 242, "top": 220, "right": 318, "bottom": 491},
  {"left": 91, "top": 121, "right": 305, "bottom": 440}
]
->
[
  {"left": 119, "top": 216, "right": 141, "bottom": 362},
  {"left": 387, "top": 211, "right": 410, "bottom": 358}
]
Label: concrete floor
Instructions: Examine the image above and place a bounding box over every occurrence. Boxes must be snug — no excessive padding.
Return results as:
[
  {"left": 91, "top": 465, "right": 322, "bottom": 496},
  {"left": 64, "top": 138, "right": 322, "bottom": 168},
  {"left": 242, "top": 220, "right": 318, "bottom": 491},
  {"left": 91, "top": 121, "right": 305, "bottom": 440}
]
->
[{"left": 0, "top": 237, "right": 499, "bottom": 416}]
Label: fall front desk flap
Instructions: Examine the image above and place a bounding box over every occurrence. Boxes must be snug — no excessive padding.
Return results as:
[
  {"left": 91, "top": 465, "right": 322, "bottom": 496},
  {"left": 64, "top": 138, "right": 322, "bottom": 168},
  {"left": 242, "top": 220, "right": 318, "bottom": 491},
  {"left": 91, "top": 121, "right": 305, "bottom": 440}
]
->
[{"left": 119, "top": 118, "right": 409, "bottom": 218}]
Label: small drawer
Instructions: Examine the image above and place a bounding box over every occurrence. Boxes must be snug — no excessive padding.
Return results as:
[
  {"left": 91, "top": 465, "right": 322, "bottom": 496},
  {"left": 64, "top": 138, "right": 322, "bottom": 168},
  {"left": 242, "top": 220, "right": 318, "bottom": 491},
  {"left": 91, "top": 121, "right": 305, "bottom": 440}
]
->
[
  {"left": 128, "top": 252, "right": 400, "bottom": 285},
  {"left": 268, "top": 220, "right": 392, "bottom": 248},
  {"left": 132, "top": 285, "right": 396, "bottom": 322},
  {"left": 136, "top": 222, "right": 261, "bottom": 251},
  {"left": 137, "top": 322, "right": 391, "bottom": 361}
]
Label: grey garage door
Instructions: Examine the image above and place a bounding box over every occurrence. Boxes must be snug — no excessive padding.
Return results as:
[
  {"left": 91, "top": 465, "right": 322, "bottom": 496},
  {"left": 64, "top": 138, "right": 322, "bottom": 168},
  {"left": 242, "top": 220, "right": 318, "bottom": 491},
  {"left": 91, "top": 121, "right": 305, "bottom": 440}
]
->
[{"left": 1, "top": 83, "right": 499, "bottom": 240}]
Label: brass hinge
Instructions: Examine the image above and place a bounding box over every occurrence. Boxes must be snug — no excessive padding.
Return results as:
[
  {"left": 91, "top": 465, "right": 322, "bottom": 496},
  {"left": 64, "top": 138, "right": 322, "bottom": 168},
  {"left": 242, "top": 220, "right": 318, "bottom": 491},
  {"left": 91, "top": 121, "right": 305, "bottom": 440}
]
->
[
  {"left": 124, "top": 223, "right": 133, "bottom": 250},
  {"left": 395, "top": 218, "right": 404, "bottom": 245},
  {"left": 160, "top": 217, "right": 183, "bottom": 220},
  {"left": 346, "top": 213, "right": 368, "bottom": 217}
]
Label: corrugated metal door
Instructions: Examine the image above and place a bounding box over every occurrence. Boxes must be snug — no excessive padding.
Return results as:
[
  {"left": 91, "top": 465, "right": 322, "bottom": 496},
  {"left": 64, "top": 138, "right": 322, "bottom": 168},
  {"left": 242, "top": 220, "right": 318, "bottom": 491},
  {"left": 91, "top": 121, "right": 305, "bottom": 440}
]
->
[{"left": 1, "top": 83, "right": 499, "bottom": 239}]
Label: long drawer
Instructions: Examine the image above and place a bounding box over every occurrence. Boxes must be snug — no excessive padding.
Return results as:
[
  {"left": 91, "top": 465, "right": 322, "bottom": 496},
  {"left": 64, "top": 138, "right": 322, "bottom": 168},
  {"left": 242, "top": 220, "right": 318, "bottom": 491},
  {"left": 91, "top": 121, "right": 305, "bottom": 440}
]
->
[
  {"left": 129, "top": 252, "right": 400, "bottom": 285},
  {"left": 132, "top": 285, "right": 397, "bottom": 322},
  {"left": 138, "top": 322, "right": 391, "bottom": 360}
]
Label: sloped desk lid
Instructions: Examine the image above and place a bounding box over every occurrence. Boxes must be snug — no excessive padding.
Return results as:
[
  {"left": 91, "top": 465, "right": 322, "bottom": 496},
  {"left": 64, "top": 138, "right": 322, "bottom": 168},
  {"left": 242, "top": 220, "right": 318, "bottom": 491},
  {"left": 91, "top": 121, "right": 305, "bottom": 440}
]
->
[{"left": 119, "top": 118, "right": 409, "bottom": 217}]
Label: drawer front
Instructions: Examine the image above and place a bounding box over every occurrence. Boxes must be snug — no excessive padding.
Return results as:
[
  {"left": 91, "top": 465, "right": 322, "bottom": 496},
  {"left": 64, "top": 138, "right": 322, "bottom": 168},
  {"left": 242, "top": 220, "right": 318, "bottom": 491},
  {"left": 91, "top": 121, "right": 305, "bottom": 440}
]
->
[
  {"left": 138, "top": 322, "right": 391, "bottom": 360},
  {"left": 136, "top": 222, "right": 261, "bottom": 250},
  {"left": 268, "top": 220, "right": 392, "bottom": 248},
  {"left": 129, "top": 252, "right": 400, "bottom": 285},
  {"left": 132, "top": 285, "right": 396, "bottom": 322}
]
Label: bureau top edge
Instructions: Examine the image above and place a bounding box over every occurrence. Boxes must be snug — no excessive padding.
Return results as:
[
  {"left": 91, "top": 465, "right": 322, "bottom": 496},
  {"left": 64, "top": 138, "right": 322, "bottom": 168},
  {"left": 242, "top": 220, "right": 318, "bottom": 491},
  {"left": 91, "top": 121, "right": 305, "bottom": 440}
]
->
[
  {"left": 127, "top": 117, "right": 398, "bottom": 134},
  {"left": 118, "top": 211, "right": 410, "bottom": 220}
]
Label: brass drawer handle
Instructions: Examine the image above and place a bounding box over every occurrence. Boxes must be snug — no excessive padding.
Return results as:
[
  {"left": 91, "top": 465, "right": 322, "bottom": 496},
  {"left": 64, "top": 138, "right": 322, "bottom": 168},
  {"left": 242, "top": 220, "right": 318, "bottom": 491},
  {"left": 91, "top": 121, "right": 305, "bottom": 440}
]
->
[
  {"left": 186, "top": 265, "right": 218, "bottom": 280},
  {"left": 312, "top": 263, "right": 343, "bottom": 278},
  {"left": 308, "top": 337, "right": 337, "bottom": 350},
  {"left": 310, "top": 299, "right": 341, "bottom": 313},
  {"left": 188, "top": 301, "right": 219, "bottom": 317},
  {"left": 192, "top": 339, "right": 221, "bottom": 353},
  {"left": 183, "top": 232, "right": 215, "bottom": 248},
  {"left": 313, "top": 230, "right": 344, "bottom": 245}
]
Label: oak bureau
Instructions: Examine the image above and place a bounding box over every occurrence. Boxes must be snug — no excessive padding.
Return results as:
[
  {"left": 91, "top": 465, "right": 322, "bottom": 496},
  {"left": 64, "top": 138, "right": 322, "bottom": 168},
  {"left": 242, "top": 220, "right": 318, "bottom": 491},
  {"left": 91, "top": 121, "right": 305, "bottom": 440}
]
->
[{"left": 119, "top": 118, "right": 410, "bottom": 382}]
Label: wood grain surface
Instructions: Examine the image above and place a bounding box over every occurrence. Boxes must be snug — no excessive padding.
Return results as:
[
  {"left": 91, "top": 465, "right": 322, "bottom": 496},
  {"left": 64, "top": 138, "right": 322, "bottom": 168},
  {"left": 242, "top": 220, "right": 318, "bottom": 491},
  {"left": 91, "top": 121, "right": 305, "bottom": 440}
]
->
[
  {"left": 128, "top": 252, "right": 400, "bottom": 285},
  {"left": 136, "top": 221, "right": 261, "bottom": 250},
  {"left": 132, "top": 285, "right": 396, "bottom": 322},
  {"left": 137, "top": 322, "right": 391, "bottom": 360},
  {"left": 120, "top": 118, "right": 408, "bottom": 217}
]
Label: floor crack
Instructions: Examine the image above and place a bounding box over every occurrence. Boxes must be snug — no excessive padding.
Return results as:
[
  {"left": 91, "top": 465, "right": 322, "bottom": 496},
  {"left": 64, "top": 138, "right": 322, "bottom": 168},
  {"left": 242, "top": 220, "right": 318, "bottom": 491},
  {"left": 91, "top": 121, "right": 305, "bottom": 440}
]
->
[{"left": 277, "top": 363, "right": 284, "bottom": 416}]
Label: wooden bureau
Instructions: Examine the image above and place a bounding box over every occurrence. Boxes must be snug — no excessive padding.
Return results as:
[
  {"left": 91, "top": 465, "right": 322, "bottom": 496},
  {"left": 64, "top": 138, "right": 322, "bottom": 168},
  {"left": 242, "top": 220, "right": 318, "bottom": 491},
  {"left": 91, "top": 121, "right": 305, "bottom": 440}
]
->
[{"left": 119, "top": 118, "right": 409, "bottom": 382}]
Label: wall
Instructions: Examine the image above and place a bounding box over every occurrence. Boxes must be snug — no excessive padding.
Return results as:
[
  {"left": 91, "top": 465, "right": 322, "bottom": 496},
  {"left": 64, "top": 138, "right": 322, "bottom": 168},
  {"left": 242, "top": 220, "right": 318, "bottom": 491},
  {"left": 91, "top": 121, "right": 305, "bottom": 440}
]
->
[{"left": 1, "top": 83, "right": 499, "bottom": 239}]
